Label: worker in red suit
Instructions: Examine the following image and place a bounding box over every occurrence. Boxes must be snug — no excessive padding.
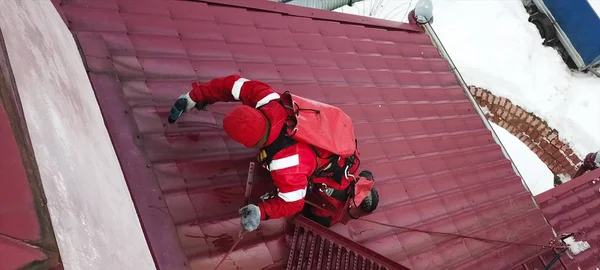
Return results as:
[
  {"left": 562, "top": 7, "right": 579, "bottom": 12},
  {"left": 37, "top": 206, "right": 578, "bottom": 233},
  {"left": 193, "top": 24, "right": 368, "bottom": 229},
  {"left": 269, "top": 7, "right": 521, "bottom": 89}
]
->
[{"left": 167, "top": 75, "right": 379, "bottom": 231}]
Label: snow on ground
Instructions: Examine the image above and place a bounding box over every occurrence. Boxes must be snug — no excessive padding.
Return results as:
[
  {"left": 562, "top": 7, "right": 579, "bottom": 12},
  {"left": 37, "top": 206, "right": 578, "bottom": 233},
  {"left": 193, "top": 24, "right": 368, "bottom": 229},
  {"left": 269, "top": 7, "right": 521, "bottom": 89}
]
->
[
  {"left": 490, "top": 123, "right": 555, "bottom": 195},
  {"left": 336, "top": 0, "right": 600, "bottom": 158},
  {"left": 590, "top": 1, "right": 600, "bottom": 15}
]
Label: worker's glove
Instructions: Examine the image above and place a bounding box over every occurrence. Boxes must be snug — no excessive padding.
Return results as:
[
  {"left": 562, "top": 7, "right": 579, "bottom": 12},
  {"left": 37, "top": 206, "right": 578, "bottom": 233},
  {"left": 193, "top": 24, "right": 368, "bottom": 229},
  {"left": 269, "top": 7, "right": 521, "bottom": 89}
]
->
[
  {"left": 239, "top": 204, "right": 261, "bottom": 232},
  {"left": 167, "top": 92, "right": 207, "bottom": 124}
]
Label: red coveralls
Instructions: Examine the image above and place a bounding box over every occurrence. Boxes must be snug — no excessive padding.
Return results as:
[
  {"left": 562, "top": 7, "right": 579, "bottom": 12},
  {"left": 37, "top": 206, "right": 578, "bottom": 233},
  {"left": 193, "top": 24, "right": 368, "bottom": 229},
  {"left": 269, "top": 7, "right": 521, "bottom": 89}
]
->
[{"left": 189, "top": 75, "right": 359, "bottom": 225}]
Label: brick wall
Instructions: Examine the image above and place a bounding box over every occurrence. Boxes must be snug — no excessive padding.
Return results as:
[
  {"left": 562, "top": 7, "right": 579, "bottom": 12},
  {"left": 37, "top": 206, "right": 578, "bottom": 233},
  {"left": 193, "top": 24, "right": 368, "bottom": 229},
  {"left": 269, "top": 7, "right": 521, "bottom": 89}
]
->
[{"left": 469, "top": 86, "right": 581, "bottom": 177}]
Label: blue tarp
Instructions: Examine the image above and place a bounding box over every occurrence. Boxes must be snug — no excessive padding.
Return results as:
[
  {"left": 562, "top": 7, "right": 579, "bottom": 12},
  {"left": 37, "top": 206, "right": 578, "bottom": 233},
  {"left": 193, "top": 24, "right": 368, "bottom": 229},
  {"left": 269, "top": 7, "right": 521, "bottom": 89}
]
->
[{"left": 543, "top": 0, "right": 600, "bottom": 67}]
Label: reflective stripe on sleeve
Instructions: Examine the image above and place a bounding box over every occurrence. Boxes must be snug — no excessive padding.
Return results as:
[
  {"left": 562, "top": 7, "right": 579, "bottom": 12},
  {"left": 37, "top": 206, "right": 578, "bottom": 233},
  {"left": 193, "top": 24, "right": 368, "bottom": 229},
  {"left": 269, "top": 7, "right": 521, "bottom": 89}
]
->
[
  {"left": 268, "top": 154, "right": 299, "bottom": 171},
  {"left": 256, "top": 93, "right": 280, "bottom": 108},
  {"left": 231, "top": 78, "right": 249, "bottom": 100},
  {"left": 278, "top": 188, "right": 307, "bottom": 202}
]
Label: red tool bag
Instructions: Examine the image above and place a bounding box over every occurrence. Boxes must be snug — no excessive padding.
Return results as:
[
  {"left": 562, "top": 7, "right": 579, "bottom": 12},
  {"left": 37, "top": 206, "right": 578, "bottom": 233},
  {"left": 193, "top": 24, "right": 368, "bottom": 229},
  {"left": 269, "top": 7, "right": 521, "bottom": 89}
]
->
[{"left": 279, "top": 92, "right": 356, "bottom": 158}]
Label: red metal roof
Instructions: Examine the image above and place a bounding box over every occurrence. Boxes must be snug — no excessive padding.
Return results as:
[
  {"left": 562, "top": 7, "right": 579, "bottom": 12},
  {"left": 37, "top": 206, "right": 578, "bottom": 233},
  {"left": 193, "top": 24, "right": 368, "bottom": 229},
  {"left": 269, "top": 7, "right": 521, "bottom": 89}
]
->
[
  {"left": 52, "top": 0, "right": 561, "bottom": 269},
  {"left": 0, "top": 31, "right": 61, "bottom": 269},
  {"left": 0, "top": 93, "right": 46, "bottom": 270},
  {"left": 288, "top": 216, "right": 407, "bottom": 270},
  {"left": 535, "top": 168, "right": 600, "bottom": 270}
]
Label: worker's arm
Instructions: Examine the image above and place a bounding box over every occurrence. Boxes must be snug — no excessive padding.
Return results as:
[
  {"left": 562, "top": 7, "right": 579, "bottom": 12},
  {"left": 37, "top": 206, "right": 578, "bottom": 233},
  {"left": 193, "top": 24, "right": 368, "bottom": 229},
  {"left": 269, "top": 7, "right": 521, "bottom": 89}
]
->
[
  {"left": 168, "top": 75, "right": 280, "bottom": 123},
  {"left": 259, "top": 144, "right": 315, "bottom": 219},
  {"left": 189, "top": 75, "right": 280, "bottom": 108},
  {"left": 239, "top": 145, "right": 314, "bottom": 231},
  {"left": 240, "top": 174, "right": 306, "bottom": 232},
  {"left": 258, "top": 174, "right": 307, "bottom": 220}
]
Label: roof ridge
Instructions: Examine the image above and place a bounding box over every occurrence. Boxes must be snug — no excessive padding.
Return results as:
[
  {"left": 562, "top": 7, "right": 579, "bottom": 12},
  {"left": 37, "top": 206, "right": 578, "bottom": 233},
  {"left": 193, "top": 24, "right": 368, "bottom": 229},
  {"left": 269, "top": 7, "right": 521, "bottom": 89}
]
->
[
  {"left": 195, "top": 0, "right": 424, "bottom": 32},
  {"left": 535, "top": 168, "right": 600, "bottom": 204}
]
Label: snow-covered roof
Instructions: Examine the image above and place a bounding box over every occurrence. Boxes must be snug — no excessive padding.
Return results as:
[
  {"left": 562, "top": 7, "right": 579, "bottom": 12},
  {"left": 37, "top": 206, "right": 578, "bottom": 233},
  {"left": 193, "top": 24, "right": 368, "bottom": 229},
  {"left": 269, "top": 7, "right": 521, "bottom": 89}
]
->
[{"left": 51, "top": 0, "right": 566, "bottom": 269}]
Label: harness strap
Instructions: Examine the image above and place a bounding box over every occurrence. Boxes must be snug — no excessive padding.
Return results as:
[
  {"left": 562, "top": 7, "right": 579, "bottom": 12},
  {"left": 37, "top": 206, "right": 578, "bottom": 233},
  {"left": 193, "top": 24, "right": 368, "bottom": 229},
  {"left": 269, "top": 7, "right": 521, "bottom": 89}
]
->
[
  {"left": 312, "top": 140, "right": 360, "bottom": 185},
  {"left": 310, "top": 182, "right": 349, "bottom": 201},
  {"left": 258, "top": 126, "right": 297, "bottom": 166},
  {"left": 257, "top": 96, "right": 362, "bottom": 210}
]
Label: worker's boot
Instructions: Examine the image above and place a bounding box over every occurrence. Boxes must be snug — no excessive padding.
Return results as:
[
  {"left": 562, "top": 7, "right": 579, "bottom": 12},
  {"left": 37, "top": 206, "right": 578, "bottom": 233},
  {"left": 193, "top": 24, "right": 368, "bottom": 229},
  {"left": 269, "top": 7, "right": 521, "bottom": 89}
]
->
[{"left": 357, "top": 170, "right": 379, "bottom": 213}]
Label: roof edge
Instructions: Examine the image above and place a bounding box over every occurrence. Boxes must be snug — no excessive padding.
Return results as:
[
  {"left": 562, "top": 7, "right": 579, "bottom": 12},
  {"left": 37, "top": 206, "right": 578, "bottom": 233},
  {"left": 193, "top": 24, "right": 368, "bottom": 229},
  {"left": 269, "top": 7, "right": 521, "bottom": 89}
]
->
[
  {"left": 535, "top": 168, "right": 600, "bottom": 204},
  {"left": 293, "top": 216, "right": 410, "bottom": 270},
  {"left": 0, "top": 28, "right": 62, "bottom": 269},
  {"left": 196, "top": 0, "right": 424, "bottom": 32}
]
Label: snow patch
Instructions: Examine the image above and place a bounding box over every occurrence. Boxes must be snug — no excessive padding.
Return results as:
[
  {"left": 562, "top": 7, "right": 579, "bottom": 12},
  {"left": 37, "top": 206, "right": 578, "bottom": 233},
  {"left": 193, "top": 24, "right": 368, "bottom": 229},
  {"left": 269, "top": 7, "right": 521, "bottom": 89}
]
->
[
  {"left": 490, "top": 123, "right": 554, "bottom": 195},
  {"left": 557, "top": 173, "right": 572, "bottom": 183},
  {"left": 480, "top": 105, "right": 491, "bottom": 116},
  {"left": 590, "top": 1, "right": 600, "bottom": 16},
  {"left": 563, "top": 236, "right": 591, "bottom": 255}
]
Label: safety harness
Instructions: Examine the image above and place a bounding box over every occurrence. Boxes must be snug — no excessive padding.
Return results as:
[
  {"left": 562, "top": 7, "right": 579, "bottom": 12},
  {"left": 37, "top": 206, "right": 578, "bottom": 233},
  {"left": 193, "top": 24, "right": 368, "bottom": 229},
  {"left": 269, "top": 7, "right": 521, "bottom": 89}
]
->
[
  {"left": 256, "top": 94, "right": 361, "bottom": 206},
  {"left": 257, "top": 127, "right": 359, "bottom": 201},
  {"left": 256, "top": 92, "right": 377, "bottom": 224}
]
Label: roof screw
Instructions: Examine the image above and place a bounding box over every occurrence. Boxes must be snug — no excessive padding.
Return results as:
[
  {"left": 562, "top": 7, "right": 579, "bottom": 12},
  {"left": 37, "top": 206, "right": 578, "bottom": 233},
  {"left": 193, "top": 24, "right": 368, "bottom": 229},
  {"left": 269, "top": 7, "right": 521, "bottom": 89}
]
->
[{"left": 147, "top": 164, "right": 151, "bottom": 168}]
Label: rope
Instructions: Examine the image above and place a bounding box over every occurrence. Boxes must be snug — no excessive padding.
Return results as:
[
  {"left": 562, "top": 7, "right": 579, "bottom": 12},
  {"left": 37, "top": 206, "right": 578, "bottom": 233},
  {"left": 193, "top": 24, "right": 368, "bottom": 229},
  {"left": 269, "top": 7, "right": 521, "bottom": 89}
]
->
[
  {"left": 215, "top": 216, "right": 566, "bottom": 269},
  {"left": 544, "top": 248, "right": 567, "bottom": 270},
  {"left": 357, "top": 218, "right": 568, "bottom": 249},
  {"left": 214, "top": 230, "right": 247, "bottom": 270},
  {"left": 215, "top": 162, "right": 255, "bottom": 269}
]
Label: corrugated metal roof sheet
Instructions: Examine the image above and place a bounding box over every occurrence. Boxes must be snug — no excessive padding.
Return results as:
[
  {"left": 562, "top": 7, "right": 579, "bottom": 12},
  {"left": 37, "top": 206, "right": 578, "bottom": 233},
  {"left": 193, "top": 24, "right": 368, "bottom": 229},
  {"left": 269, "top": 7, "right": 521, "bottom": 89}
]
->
[
  {"left": 517, "top": 248, "right": 569, "bottom": 270},
  {"left": 0, "top": 86, "right": 48, "bottom": 270},
  {"left": 535, "top": 169, "right": 600, "bottom": 270},
  {"left": 287, "top": 216, "right": 408, "bottom": 270},
  {"left": 53, "top": 0, "right": 561, "bottom": 269}
]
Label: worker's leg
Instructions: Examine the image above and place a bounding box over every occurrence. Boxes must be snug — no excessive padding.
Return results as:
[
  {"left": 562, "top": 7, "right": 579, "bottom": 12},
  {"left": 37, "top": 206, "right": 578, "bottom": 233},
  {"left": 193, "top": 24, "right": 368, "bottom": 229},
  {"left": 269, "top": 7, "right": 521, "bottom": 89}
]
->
[
  {"left": 302, "top": 204, "right": 335, "bottom": 227},
  {"left": 302, "top": 194, "right": 345, "bottom": 227}
]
